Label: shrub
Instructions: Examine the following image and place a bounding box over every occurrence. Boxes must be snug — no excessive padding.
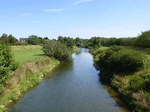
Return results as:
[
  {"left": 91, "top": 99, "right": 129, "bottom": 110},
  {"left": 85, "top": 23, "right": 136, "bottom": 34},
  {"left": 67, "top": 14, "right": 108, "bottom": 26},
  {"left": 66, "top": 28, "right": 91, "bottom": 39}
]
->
[
  {"left": 95, "top": 46, "right": 146, "bottom": 82},
  {"left": 0, "top": 44, "right": 17, "bottom": 82},
  {"left": 136, "top": 30, "right": 150, "bottom": 48},
  {"left": 97, "top": 46, "right": 145, "bottom": 74},
  {"left": 43, "top": 40, "right": 71, "bottom": 61},
  {"left": 130, "top": 73, "right": 150, "bottom": 92},
  {"left": 109, "top": 48, "right": 145, "bottom": 74},
  {"left": 27, "top": 35, "right": 43, "bottom": 45}
]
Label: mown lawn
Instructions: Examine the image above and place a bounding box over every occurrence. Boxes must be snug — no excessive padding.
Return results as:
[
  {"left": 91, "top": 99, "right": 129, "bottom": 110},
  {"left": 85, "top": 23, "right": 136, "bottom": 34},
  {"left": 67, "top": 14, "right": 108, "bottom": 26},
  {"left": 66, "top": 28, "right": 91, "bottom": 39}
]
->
[{"left": 11, "top": 45, "right": 44, "bottom": 66}]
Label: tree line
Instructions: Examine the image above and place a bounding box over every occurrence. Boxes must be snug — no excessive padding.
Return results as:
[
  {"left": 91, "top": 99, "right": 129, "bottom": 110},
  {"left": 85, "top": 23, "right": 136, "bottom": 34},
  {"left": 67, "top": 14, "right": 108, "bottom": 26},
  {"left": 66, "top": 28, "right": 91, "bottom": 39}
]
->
[
  {"left": 86, "top": 30, "right": 150, "bottom": 48},
  {"left": 0, "top": 34, "right": 49, "bottom": 45},
  {"left": 0, "top": 30, "right": 150, "bottom": 48}
]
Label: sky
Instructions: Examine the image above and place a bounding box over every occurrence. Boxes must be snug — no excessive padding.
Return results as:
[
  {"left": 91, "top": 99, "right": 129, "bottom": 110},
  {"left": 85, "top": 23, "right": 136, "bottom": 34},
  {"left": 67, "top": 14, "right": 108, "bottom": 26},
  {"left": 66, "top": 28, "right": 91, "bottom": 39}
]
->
[{"left": 0, "top": 0, "right": 150, "bottom": 39}]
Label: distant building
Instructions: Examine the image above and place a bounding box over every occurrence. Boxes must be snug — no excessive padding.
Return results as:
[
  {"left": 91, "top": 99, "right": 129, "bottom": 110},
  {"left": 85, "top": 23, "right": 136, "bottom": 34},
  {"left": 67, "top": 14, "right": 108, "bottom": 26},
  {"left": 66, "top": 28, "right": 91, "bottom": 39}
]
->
[{"left": 19, "top": 38, "right": 28, "bottom": 43}]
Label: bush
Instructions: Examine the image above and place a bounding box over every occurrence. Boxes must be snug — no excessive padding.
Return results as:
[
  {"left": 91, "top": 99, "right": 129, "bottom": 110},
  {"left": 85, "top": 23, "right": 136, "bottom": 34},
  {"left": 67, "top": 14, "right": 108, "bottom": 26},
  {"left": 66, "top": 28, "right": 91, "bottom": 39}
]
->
[
  {"left": 109, "top": 48, "right": 145, "bottom": 74},
  {"left": 43, "top": 40, "right": 71, "bottom": 61},
  {"left": 95, "top": 46, "right": 145, "bottom": 82},
  {"left": 0, "top": 44, "right": 17, "bottom": 82},
  {"left": 130, "top": 73, "right": 150, "bottom": 92},
  {"left": 97, "top": 46, "right": 145, "bottom": 74},
  {"left": 136, "top": 30, "right": 150, "bottom": 48},
  {"left": 27, "top": 35, "right": 43, "bottom": 45}
]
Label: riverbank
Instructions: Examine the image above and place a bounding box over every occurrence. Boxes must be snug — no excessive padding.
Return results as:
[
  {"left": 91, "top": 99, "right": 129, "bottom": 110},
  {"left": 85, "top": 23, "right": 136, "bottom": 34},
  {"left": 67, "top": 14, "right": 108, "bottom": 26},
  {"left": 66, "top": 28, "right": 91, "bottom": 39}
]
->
[
  {"left": 91, "top": 46, "right": 150, "bottom": 112},
  {"left": 9, "top": 48, "right": 128, "bottom": 112},
  {"left": 0, "top": 46, "right": 60, "bottom": 112}
]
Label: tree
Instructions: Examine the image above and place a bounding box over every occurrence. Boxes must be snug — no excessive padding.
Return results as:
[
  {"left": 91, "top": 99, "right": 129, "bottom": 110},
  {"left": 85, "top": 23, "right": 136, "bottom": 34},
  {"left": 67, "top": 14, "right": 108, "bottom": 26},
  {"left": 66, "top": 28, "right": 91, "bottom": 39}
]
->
[
  {"left": 0, "top": 34, "right": 17, "bottom": 44},
  {"left": 136, "top": 31, "right": 150, "bottom": 47},
  {"left": 43, "top": 40, "right": 71, "bottom": 61},
  {"left": 58, "top": 36, "right": 75, "bottom": 48},
  {"left": 0, "top": 44, "right": 17, "bottom": 82},
  {"left": 27, "top": 35, "right": 43, "bottom": 45}
]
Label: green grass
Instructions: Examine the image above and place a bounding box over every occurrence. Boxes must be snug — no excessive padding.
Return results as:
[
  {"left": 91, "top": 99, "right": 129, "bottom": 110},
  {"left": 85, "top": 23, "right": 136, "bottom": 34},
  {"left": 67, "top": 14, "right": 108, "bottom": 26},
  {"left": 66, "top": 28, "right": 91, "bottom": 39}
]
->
[
  {"left": 0, "top": 57, "right": 60, "bottom": 112},
  {"left": 11, "top": 45, "right": 43, "bottom": 66},
  {"left": 0, "top": 45, "right": 60, "bottom": 112}
]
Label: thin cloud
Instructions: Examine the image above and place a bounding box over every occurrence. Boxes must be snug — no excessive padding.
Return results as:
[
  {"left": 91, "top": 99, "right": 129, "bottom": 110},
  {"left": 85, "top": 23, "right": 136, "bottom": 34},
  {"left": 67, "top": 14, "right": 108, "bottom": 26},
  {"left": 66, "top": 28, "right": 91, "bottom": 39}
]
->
[
  {"left": 73, "top": 0, "right": 95, "bottom": 5},
  {"left": 20, "top": 12, "right": 32, "bottom": 16},
  {"left": 43, "top": 8, "right": 64, "bottom": 12}
]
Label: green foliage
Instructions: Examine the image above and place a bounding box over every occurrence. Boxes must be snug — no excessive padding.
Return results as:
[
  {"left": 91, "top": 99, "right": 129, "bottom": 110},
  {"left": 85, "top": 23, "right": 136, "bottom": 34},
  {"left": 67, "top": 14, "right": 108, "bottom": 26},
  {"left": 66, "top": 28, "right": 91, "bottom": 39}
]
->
[
  {"left": 136, "top": 30, "right": 150, "bottom": 48},
  {"left": 94, "top": 46, "right": 145, "bottom": 82},
  {"left": 43, "top": 40, "right": 71, "bottom": 61},
  {"left": 27, "top": 35, "right": 44, "bottom": 45},
  {"left": 0, "top": 34, "right": 17, "bottom": 45},
  {"left": 0, "top": 44, "right": 17, "bottom": 82},
  {"left": 86, "top": 37, "right": 136, "bottom": 48},
  {"left": 86, "top": 30, "right": 150, "bottom": 49},
  {"left": 130, "top": 73, "right": 150, "bottom": 92},
  {"left": 58, "top": 36, "right": 75, "bottom": 48},
  {"left": 57, "top": 36, "right": 87, "bottom": 49},
  {"left": 109, "top": 48, "right": 145, "bottom": 74},
  {"left": 111, "top": 72, "right": 150, "bottom": 111}
]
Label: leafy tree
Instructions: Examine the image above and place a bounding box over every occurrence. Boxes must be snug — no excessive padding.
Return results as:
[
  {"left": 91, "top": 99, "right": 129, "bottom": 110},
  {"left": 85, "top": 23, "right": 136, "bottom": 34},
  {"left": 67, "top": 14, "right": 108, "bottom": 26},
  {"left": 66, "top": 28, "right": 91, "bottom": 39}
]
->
[
  {"left": 58, "top": 36, "right": 75, "bottom": 48},
  {"left": 43, "top": 40, "right": 71, "bottom": 61},
  {"left": 27, "top": 35, "right": 43, "bottom": 45},
  {"left": 136, "top": 30, "right": 150, "bottom": 47},
  {"left": 0, "top": 34, "right": 17, "bottom": 44},
  {"left": 0, "top": 44, "right": 17, "bottom": 82}
]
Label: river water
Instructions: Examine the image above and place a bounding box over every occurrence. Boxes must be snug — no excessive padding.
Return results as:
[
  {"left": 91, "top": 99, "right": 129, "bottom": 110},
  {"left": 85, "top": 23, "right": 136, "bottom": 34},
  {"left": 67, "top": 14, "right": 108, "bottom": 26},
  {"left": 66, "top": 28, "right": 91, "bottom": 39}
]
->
[{"left": 9, "top": 48, "right": 128, "bottom": 112}]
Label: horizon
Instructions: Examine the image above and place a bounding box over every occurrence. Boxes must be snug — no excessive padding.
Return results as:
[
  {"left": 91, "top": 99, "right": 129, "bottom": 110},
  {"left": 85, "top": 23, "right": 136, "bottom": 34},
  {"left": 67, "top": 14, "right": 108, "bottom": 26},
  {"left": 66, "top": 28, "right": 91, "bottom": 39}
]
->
[{"left": 0, "top": 0, "right": 150, "bottom": 39}]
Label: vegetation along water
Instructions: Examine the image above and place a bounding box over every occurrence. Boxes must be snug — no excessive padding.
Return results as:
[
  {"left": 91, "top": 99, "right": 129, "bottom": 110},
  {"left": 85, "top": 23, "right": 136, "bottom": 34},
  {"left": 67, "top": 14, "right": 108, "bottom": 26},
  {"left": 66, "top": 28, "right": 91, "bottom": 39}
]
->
[
  {"left": 9, "top": 48, "right": 129, "bottom": 112},
  {"left": 0, "top": 30, "right": 150, "bottom": 112}
]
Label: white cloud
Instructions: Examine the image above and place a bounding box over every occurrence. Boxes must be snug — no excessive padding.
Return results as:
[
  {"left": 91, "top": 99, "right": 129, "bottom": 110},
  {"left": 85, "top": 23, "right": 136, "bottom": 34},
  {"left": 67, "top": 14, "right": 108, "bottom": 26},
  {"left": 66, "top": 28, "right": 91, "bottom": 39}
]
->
[
  {"left": 20, "top": 12, "right": 32, "bottom": 16},
  {"left": 43, "top": 8, "right": 64, "bottom": 12},
  {"left": 73, "top": 0, "right": 95, "bottom": 5}
]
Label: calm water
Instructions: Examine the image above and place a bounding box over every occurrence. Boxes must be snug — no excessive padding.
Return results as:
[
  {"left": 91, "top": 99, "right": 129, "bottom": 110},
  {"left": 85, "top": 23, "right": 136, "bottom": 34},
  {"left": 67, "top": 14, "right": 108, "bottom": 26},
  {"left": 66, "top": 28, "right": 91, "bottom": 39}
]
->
[{"left": 9, "top": 48, "right": 128, "bottom": 112}]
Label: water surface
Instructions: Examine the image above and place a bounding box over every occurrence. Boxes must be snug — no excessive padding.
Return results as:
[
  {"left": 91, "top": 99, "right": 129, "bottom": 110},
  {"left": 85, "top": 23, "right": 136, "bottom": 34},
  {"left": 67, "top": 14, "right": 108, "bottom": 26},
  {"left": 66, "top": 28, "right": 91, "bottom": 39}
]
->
[{"left": 9, "top": 48, "right": 128, "bottom": 112}]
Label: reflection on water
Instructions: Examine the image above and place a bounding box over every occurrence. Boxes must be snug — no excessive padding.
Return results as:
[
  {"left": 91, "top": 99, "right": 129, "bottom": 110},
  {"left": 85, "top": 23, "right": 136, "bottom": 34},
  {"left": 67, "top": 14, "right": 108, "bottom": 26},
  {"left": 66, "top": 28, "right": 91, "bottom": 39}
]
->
[{"left": 9, "top": 48, "right": 128, "bottom": 112}]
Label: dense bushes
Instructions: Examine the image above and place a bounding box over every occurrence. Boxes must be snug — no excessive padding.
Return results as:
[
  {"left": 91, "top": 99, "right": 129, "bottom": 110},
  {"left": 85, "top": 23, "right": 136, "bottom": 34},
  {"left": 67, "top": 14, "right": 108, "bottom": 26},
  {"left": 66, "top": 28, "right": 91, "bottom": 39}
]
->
[
  {"left": 92, "top": 46, "right": 150, "bottom": 111},
  {"left": 0, "top": 44, "right": 17, "bottom": 83},
  {"left": 94, "top": 46, "right": 145, "bottom": 82},
  {"left": 86, "top": 37, "right": 136, "bottom": 48},
  {"left": 135, "top": 30, "right": 150, "bottom": 48},
  {"left": 130, "top": 73, "right": 150, "bottom": 92},
  {"left": 43, "top": 40, "right": 71, "bottom": 61},
  {"left": 108, "top": 47, "right": 145, "bottom": 73}
]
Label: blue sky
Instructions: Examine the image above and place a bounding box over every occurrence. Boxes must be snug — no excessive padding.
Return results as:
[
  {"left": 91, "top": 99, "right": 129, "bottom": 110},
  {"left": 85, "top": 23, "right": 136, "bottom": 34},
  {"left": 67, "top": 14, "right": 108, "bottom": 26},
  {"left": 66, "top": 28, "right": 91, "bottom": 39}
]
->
[{"left": 0, "top": 0, "right": 150, "bottom": 39}]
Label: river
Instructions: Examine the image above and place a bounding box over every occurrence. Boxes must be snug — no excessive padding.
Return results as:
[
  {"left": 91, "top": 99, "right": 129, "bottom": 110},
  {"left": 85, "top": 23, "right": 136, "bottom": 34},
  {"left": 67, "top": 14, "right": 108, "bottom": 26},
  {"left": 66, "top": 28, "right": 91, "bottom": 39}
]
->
[{"left": 9, "top": 48, "right": 128, "bottom": 112}]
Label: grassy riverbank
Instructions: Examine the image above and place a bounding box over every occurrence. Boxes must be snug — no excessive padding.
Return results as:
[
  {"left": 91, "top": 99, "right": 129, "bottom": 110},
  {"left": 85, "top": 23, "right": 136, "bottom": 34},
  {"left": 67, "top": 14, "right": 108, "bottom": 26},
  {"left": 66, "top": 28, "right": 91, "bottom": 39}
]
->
[
  {"left": 0, "top": 46, "right": 60, "bottom": 112},
  {"left": 91, "top": 46, "right": 150, "bottom": 112}
]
